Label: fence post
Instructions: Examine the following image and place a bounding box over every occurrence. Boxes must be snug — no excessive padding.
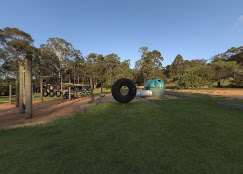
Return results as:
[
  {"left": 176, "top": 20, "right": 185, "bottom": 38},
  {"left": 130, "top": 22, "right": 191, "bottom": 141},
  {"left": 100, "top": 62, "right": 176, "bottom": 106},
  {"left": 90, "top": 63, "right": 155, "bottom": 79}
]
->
[
  {"left": 40, "top": 78, "right": 44, "bottom": 103},
  {"left": 9, "top": 84, "right": 12, "bottom": 104},
  {"left": 15, "top": 70, "right": 19, "bottom": 107},
  {"left": 68, "top": 74, "right": 71, "bottom": 100},
  {"left": 25, "top": 58, "right": 32, "bottom": 118},
  {"left": 19, "top": 62, "right": 25, "bottom": 113}
]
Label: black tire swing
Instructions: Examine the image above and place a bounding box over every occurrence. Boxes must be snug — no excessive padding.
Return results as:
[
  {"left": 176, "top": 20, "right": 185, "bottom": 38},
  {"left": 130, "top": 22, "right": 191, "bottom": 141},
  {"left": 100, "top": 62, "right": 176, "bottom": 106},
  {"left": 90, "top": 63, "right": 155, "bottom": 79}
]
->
[{"left": 111, "top": 78, "right": 137, "bottom": 103}]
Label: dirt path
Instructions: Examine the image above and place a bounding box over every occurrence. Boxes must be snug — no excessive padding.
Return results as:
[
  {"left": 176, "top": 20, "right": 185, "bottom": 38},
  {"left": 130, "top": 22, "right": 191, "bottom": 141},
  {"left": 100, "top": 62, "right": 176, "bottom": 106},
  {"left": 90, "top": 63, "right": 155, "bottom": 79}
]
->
[
  {"left": 0, "top": 95, "right": 114, "bottom": 130},
  {"left": 167, "top": 88, "right": 243, "bottom": 99},
  {"left": 0, "top": 91, "right": 181, "bottom": 130}
]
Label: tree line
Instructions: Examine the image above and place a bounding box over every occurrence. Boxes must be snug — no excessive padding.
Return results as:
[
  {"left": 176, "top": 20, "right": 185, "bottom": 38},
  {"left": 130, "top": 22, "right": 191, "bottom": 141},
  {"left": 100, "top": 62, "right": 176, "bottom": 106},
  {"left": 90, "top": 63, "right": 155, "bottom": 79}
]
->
[
  {"left": 1, "top": 27, "right": 243, "bottom": 91},
  {"left": 165, "top": 48, "right": 243, "bottom": 88}
]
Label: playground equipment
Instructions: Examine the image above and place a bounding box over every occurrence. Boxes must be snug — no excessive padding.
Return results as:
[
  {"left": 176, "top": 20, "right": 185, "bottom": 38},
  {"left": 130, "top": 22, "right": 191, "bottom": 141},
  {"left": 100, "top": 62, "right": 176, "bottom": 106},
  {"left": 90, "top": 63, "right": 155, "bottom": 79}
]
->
[
  {"left": 62, "top": 83, "right": 91, "bottom": 99},
  {"left": 18, "top": 58, "right": 32, "bottom": 118},
  {"left": 111, "top": 78, "right": 165, "bottom": 103},
  {"left": 42, "top": 84, "right": 62, "bottom": 97}
]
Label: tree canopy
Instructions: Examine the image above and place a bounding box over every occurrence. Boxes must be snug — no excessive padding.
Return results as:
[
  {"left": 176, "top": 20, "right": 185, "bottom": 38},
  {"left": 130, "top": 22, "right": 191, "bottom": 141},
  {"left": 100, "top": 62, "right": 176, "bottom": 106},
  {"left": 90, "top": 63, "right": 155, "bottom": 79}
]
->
[{"left": 1, "top": 26, "right": 243, "bottom": 89}]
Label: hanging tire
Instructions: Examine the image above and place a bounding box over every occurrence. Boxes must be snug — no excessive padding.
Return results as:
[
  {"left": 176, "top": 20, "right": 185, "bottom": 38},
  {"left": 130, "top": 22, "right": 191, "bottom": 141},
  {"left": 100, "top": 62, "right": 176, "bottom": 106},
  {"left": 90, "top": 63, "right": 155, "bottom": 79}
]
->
[
  {"left": 111, "top": 78, "right": 137, "bottom": 103},
  {"left": 49, "top": 91, "right": 55, "bottom": 97},
  {"left": 43, "top": 90, "right": 49, "bottom": 97},
  {"left": 56, "top": 91, "right": 62, "bottom": 97}
]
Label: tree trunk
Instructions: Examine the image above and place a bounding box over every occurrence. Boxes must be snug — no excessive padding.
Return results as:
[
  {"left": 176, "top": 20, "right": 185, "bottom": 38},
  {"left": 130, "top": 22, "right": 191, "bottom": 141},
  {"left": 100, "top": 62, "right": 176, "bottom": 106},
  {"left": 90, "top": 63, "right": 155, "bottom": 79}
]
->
[{"left": 25, "top": 58, "right": 32, "bottom": 118}]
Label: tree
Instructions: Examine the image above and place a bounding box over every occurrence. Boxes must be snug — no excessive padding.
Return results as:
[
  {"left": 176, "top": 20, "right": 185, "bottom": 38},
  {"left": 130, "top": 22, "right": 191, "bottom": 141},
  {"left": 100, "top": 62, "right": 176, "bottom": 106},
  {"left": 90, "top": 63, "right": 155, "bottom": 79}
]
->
[
  {"left": 104, "top": 53, "right": 121, "bottom": 86},
  {"left": 41, "top": 37, "right": 82, "bottom": 90},
  {"left": 38, "top": 46, "right": 61, "bottom": 76},
  {"left": 44, "top": 37, "right": 80, "bottom": 62},
  {"left": 135, "top": 47, "right": 164, "bottom": 83},
  {"left": 86, "top": 53, "right": 105, "bottom": 88},
  {"left": 215, "top": 46, "right": 243, "bottom": 65},
  {"left": 176, "top": 63, "right": 213, "bottom": 88},
  {"left": 211, "top": 59, "right": 240, "bottom": 87},
  {"left": 168, "top": 54, "right": 185, "bottom": 80},
  {"left": 113, "top": 60, "right": 133, "bottom": 81},
  {"left": 0, "top": 27, "right": 34, "bottom": 116}
]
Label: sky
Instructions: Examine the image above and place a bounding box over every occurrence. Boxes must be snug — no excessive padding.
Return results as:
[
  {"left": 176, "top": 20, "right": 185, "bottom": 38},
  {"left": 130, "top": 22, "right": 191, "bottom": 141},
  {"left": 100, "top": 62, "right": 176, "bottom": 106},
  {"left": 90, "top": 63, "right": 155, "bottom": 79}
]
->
[{"left": 1, "top": 0, "right": 243, "bottom": 66}]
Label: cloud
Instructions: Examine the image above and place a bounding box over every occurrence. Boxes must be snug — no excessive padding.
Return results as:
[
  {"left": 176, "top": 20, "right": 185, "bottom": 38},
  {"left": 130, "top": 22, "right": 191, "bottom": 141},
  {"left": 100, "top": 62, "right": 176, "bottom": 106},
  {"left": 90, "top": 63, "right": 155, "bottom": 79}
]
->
[
  {"left": 234, "top": 15, "right": 243, "bottom": 31},
  {"left": 238, "top": 15, "right": 243, "bottom": 24}
]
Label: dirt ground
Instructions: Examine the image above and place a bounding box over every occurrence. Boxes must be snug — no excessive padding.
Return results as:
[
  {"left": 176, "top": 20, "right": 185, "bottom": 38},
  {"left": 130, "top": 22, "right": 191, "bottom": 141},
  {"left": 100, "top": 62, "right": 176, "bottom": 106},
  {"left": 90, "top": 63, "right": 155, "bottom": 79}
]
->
[
  {"left": 0, "top": 92, "right": 179, "bottom": 130},
  {"left": 0, "top": 95, "right": 114, "bottom": 130},
  {"left": 168, "top": 88, "right": 243, "bottom": 99}
]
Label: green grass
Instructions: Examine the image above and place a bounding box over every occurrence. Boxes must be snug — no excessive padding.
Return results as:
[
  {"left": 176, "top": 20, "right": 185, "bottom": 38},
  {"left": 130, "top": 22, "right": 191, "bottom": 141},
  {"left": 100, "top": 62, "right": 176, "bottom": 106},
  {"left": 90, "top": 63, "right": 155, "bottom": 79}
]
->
[
  {"left": 0, "top": 95, "right": 242, "bottom": 174},
  {"left": 0, "top": 96, "right": 9, "bottom": 104}
]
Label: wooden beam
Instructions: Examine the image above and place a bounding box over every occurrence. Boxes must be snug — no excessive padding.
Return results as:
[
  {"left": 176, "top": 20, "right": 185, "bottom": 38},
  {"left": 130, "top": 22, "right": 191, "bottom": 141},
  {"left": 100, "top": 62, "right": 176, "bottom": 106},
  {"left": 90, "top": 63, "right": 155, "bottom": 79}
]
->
[
  {"left": 19, "top": 62, "right": 25, "bottom": 113},
  {"left": 25, "top": 58, "right": 32, "bottom": 118},
  {"left": 40, "top": 77, "right": 44, "bottom": 103},
  {"left": 15, "top": 71, "right": 19, "bottom": 107},
  {"left": 9, "top": 84, "right": 12, "bottom": 104},
  {"left": 68, "top": 74, "right": 71, "bottom": 100},
  {"left": 90, "top": 77, "right": 94, "bottom": 102}
]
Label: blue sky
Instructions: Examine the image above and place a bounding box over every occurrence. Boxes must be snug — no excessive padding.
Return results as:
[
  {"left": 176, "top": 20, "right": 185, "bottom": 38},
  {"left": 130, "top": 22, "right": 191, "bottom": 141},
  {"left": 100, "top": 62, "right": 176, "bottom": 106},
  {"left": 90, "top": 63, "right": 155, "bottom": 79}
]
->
[{"left": 1, "top": 0, "right": 243, "bottom": 66}]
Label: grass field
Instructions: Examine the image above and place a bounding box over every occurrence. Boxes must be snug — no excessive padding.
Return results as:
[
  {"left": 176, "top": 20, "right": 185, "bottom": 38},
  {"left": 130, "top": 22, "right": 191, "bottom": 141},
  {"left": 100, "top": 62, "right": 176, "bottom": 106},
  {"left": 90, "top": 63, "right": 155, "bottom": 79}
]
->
[{"left": 0, "top": 95, "right": 242, "bottom": 174}]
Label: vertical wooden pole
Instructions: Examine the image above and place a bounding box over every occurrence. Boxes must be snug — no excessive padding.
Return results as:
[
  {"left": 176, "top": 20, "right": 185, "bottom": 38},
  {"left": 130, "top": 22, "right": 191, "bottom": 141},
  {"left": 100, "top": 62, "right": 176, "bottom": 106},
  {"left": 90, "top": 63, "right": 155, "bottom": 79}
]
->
[
  {"left": 15, "top": 70, "right": 19, "bottom": 107},
  {"left": 100, "top": 82, "right": 103, "bottom": 94},
  {"left": 23, "top": 70, "right": 26, "bottom": 108},
  {"left": 40, "top": 77, "right": 44, "bottom": 103},
  {"left": 77, "top": 75, "right": 80, "bottom": 84},
  {"left": 73, "top": 65, "right": 76, "bottom": 84},
  {"left": 60, "top": 76, "right": 63, "bottom": 94},
  {"left": 90, "top": 77, "right": 94, "bottom": 102},
  {"left": 68, "top": 74, "right": 71, "bottom": 100},
  {"left": 25, "top": 58, "right": 32, "bottom": 118},
  {"left": 9, "top": 84, "right": 12, "bottom": 104},
  {"left": 19, "top": 62, "right": 25, "bottom": 113}
]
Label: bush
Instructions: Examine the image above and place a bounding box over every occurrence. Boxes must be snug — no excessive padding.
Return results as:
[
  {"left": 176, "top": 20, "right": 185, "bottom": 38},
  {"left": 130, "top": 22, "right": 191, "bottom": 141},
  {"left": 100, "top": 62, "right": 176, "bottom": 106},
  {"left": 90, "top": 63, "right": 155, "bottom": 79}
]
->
[{"left": 176, "top": 69, "right": 212, "bottom": 89}]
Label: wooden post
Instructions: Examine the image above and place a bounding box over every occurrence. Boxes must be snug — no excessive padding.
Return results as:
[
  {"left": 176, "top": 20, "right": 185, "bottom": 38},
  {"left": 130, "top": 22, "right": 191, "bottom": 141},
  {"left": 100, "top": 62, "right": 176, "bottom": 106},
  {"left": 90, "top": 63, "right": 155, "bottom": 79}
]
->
[
  {"left": 40, "top": 78, "right": 44, "bottom": 103},
  {"left": 68, "top": 74, "right": 71, "bottom": 100},
  {"left": 19, "top": 62, "right": 25, "bottom": 113},
  {"left": 60, "top": 76, "right": 63, "bottom": 95},
  {"left": 23, "top": 70, "right": 26, "bottom": 108},
  {"left": 15, "top": 70, "right": 19, "bottom": 107},
  {"left": 77, "top": 75, "right": 80, "bottom": 84},
  {"left": 101, "top": 82, "right": 103, "bottom": 94},
  {"left": 9, "top": 84, "right": 12, "bottom": 104},
  {"left": 90, "top": 77, "right": 94, "bottom": 102},
  {"left": 25, "top": 58, "right": 32, "bottom": 118}
]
